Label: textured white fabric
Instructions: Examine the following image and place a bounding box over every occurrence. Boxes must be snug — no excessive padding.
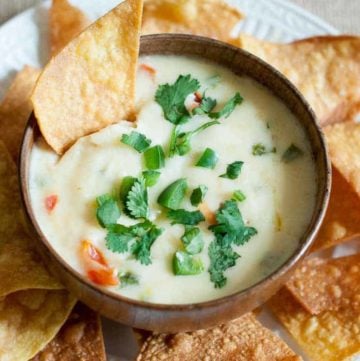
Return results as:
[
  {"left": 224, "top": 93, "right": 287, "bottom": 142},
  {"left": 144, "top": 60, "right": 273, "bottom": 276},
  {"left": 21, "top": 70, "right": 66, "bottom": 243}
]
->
[{"left": 0, "top": 0, "right": 358, "bottom": 34}]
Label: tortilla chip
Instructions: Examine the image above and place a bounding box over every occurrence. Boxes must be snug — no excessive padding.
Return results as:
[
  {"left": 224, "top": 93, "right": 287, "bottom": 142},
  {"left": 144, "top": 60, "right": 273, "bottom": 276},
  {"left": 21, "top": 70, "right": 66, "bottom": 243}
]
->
[
  {"left": 0, "top": 289, "right": 76, "bottom": 361},
  {"left": 142, "top": 0, "right": 244, "bottom": 42},
  {"left": 50, "top": 0, "right": 90, "bottom": 56},
  {"left": 0, "top": 141, "right": 62, "bottom": 296},
  {"left": 312, "top": 167, "right": 360, "bottom": 251},
  {"left": 32, "top": 0, "right": 143, "bottom": 154},
  {"left": 269, "top": 288, "right": 360, "bottom": 361},
  {"left": 233, "top": 34, "right": 360, "bottom": 125},
  {"left": 31, "top": 303, "right": 105, "bottom": 361},
  {"left": 286, "top": 255, "right": 360, "bottom": 315},
  {"left": 136, "top": 313, "right": 301, "bottom": 361},
  {"left": 324, "top": 121, "right": 360, "bottom": 194},
  {"left": 0, "top": 66, "right": 40, "bottom": 161}
]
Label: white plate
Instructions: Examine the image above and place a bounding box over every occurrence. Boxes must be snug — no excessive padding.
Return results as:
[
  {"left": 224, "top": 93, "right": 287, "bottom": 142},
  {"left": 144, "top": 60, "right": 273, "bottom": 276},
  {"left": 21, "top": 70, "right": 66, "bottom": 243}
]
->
[{"left": 0, "top": 1, "right": 347, "bottom": 360}]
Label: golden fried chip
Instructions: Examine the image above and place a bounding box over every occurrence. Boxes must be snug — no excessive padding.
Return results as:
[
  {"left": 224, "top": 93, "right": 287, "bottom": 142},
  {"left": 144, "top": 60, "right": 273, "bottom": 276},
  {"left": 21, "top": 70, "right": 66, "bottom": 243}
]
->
[
  {"left": 142, "top": 0, "right": 244, "bottom": 42},
  {"left": 324, "top": 121, "right": 360, "bottom": 194},
  {"left": 0, "top": 66, "right": 40, "bottom": 161},
  {"left": 312, "top": 167, "right": 360, "bottom": 251},
  {"left": 233, "top": 35, "right": 360, "bottom": 125},
  {"left": 0, "top": 141, "right": 62, "bottom": 296},
  {"left": 136, "top": 313, "right": 301, "bottom": 361},
  {"left": 286, "top": 255, "right": 360, "bottom": 315},
  {"left": 269, "top": 288, "right": 360, "bottom": 361},
  {"left": 31, "top": 303, "right": 105, "bottom": 361},
  {"left": 0, "top": 289, "right": 76, "bottom": 361},
  {"left": 50, "top": 0, "right": 90, "bottom": 56},
  {"left": 32, "top": 0, "right": 143, "bottom": 154}
]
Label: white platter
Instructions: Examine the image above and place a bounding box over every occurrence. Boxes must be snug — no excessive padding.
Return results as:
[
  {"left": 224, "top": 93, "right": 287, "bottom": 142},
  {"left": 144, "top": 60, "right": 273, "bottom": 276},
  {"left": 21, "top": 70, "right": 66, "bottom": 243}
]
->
[{"left": 0, "top": 1, "right": 348, "bottom": 360}]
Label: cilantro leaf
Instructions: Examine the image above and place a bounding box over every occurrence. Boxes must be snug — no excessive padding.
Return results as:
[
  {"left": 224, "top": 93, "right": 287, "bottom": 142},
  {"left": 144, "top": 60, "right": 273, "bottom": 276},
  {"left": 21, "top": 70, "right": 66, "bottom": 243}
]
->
[
  {"left": 181, "top": 226, "right": 204, "bottom": 254},
  {"left": 190, "top": 185, "right": 208, "bottom": 206},
  {"left": 167, "top": 209, "right": 205, "bottom": 225},
  {"left": 131, "top": 222, "right": 163, "bottom": 265},
  {"left": 220, "top": 161, "right": 244, "bottom": 179},
  {"left": 208, "top": 241, "right": 239, "bottom": 288},
  {"left": 126, "top": 177, "right": 149, "bottom": 219},
  {"left": 105, "top": 221, "right": 163, "bottom": 265},
  {"left": 282, "top": 144, "right": 303, "bottom": 163},
  {"left": 173, "top": 251, "right": 204, "bottom": 275},
  {"left": 121, "top": 131, "right": 151, "bottom": 153},
  {"left": 252, "top": 143, "right": 276, "bottom": 156},
  {"left": 96, "top": 194, "right": 121, "bottom": 228},
  {"left": 192, "top": 96, "right": 217, "bottom": 115},
  {"left": 169, "top": 120, "right": 219, "bottom": 156},
  {"left": 155, "top": 75, "right": 200, "bottom": 125},
  {"left": 209, "top": 200, "right": 257, "bottom": 247},
  {"left": 119, "top": 272, "right": 139, "bottom": 287},
  {"left": 209, "top": 92, "right": 243, "bottom": 119},
  {"left": 105, "top": 224, "right": 133, "bottom": 253}
]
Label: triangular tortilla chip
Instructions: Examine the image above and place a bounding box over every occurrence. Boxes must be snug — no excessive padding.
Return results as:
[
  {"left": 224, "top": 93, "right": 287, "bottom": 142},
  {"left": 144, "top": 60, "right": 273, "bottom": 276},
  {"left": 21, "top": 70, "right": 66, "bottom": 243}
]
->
[
  {"left": 32, "top": 0, "right": 143, "bottom": 154},
  {"left": 50, "top": 0, "right": 90, "bottom": 56},
  {"left": 312, "top": 167, "right": 360, "bottom": 251},
  {"left": 142, "top": 0, "right": 244, "bottom": 42},
  {"left": 0, "top": 141, "right": 62, "bottom": 296},
  {"left": 0, "top": 66, "right": 40, "bottom": 161},
  {"left": 269, "top": 288, "right": 360, "bottom": 361},
  {"left": 286, "top": 254, "right": 360, "bottom": 315},
  {"left": 324, "top": 121, "right": 360, "bottom": 194},
  {"left": 0, "top": 289, "right": 76, "bottom": 361},
  {"left": 31, "top": 303, "right": 106, "bottom": 361},
  {"left": 137, "top": 313, "right": 301, "bottom": 361},
  {"left": 233, "top": 34, "right": 360, "bottom": 125}
]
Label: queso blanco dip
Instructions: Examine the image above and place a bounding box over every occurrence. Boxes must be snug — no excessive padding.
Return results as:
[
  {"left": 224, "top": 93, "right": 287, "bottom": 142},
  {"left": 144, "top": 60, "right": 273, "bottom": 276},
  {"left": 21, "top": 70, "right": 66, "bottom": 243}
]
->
[{"left": 29, "top": 55, "right": 317, "bottom": 304}]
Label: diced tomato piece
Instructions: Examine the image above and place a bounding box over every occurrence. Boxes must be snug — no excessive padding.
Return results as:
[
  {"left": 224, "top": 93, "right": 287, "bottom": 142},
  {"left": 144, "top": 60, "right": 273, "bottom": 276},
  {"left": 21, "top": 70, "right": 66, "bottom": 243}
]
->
[
  {"left": 45, "top": 194, "right": 58, "bottom": 212},
  {"left": 194, "top": 91, "right": 202, "bottom": 103},
  {"left": 87, "top": 268, "right": 119, "bottom": 286},
  {"left": 140, "top": 63, "right": 156, "bottom": 76},
  {"left": 81, "top": 240, "right": 119, "bottom": 286},
  {"left": 198, "top": 202, "right": 216, "bottom": 225},
  {"left": 81, "top": 240, "right": 107, "bottom": 266}
]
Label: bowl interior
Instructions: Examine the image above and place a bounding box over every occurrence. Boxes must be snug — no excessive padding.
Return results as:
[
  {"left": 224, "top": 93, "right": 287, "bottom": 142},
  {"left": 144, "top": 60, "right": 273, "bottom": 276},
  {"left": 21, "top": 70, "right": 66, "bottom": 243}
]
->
[{"left": 19, "top": 34, "right": 331, "bottom": 331}]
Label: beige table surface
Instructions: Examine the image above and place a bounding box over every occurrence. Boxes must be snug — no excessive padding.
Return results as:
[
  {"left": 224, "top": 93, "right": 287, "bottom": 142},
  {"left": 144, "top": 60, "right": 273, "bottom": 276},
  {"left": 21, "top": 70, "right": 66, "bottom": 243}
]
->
[{"left": 0, "top": 0, "right": 359, "bottom": 33}]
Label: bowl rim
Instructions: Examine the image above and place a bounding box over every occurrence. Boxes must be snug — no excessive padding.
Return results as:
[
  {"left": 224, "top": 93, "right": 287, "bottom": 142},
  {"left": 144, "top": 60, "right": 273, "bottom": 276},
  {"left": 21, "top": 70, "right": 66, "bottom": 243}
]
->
[{"left": 19, "top": 33, "right": 331, "bottom": 312}]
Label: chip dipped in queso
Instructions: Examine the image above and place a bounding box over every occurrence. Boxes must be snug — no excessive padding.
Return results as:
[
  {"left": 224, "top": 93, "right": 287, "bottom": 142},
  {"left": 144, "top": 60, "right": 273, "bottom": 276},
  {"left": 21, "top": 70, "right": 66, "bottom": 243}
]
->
[{"left": 29, "top": 55, "right": 317, "bottom": 304}]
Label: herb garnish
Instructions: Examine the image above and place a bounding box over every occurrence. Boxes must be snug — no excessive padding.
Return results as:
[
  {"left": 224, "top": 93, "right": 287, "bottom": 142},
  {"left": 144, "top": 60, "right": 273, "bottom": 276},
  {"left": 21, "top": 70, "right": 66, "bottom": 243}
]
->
[
  {"left": 119, "top": 272, "right": 139, "bottom": 287},
  {"left": 252, "top": 143, "right": 276, "bottom": 156},
  {"left": 192, "top": 96, "right": 217, "bottom": 115},
  {"left": 106, "top": 221, "right": 163, "bottom": 265},
  {"left": 220, "top": 161, "right": 244, "bottom": 179},
  {"left": 232, "top": 190, "right": 246, "bottom": 202},
  {"left": 167, "top": 209, "right": 205, "bottom": 225},
  {"left": 190, "top": 185, "right": 208, "bottom": 206},
  {"left": 282, "top": 144, "right": 303, "bottom": 163},
  {"left": 173, "top": 251, "right": 204, "bottom": 275},
  {"left": 96, "top": 194, "right": 121, "bottom": 228},
  {"left": 208, "top": 200, "right": 257, "bottom": 287},
  {"left": 169, "top": 120, "right": 219, "bottom": 156},
  {"left": 144, "top": 145, "right": 165, "bottom": 170},
  {"left": 155, "top": 75, "right": 200, "bottom": 125},
  {"left": 121, "top": 131, "right": 151, "bottom": 153},
  {"left": 181, "top": 226, "right": 204, "bottom": 254},
  {"left": 125, "top": 177, "right": 149, "bottom": 219},
  {"left": 209, "top": 92, "right": 243, "bottom": 119},
  {"left": 195, "top": 148, "right": 219, "bottom": 169},
  {"left": 157, "top": 178, "right": 187, "bottom": 210}
]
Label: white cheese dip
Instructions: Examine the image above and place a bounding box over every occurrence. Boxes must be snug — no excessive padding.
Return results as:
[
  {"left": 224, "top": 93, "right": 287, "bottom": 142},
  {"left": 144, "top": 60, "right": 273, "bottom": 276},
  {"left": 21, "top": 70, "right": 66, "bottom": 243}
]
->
[{"left": 29, "top": 55, "right": 317, "bottom": 304}]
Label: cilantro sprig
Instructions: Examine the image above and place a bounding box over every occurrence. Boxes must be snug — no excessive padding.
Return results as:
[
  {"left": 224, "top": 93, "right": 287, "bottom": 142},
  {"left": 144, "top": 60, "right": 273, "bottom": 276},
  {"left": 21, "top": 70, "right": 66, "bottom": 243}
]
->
[
  {"left": 209, "top": 92, "right": 243, "bottom": 119},
  {"left": 167, "top": 209, "right": 205, "bottom": 225},
  {"left": 96, "top": 194, "right": 121, "bottom": 228},
  {"left": 208, "top": 200, "right": 257, "bottom": 288},
  {"left": 220, "top": 161, "right": 244, "bottom": 179},
  {"left": 155, "top": 75, "right": 200, "bottom": 125},
  {"left": 125, "top": 177, "right": 149, "bottom": 219}
]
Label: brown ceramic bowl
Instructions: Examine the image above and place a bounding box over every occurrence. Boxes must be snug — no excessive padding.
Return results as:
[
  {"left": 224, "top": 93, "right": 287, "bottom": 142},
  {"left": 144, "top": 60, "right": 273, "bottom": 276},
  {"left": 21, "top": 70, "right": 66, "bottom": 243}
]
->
[{"left": 19, "top": 34, "right": 331, "bottom": 333}]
